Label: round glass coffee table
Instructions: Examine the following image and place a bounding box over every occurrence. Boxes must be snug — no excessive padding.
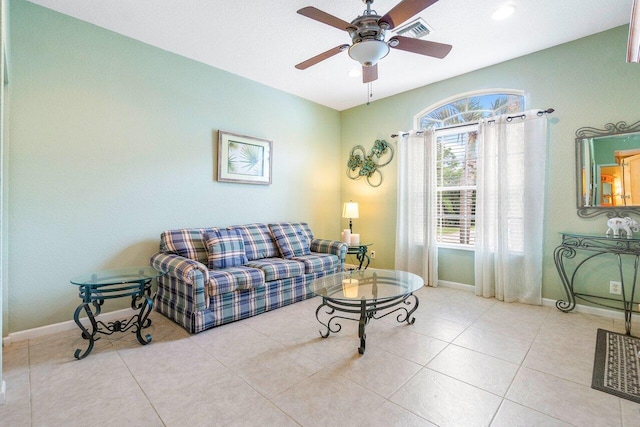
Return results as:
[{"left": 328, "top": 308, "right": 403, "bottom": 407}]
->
[
  {"left": 70, "top": 266, "right": 163, "bottom": 359},
  {"left": 307, "top": 268, "right": 423, "bottom": 354}
]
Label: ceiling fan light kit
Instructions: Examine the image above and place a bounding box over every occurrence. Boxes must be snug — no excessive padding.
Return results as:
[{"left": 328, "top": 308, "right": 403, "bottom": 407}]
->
[
  {"left": 295, "top": 0, "right": 452, "bottom": 85},
  {"left": 348, "top": 40, "right": 390, "bottom": 66}
]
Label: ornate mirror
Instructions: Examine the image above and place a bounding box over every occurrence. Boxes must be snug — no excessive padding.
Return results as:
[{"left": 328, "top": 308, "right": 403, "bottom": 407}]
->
[{"left": 576, "top": 120, "right": 640, "bottom": 218}]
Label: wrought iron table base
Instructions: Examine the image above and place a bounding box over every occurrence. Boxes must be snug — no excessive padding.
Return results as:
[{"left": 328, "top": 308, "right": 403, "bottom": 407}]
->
[
  {"left": 555, "top": 233, "right": 640, "bottom": 336},
  {"left": 73, "top": 280, "right": 153, "bottom": 360},
  {"left": 315, "top": 293, "right": 419, "bottom": 354},
  {"left": 353, "top": 249, "right": 370, "bottom": 270},
  {"left": 346, "top": 245, "right": 371, "bottom": 270}
]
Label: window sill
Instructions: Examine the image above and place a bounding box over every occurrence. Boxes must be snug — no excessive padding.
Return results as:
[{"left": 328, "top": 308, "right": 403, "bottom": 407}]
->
[{"left": 437, "top": 243, "right": 475, "bottom": 252}]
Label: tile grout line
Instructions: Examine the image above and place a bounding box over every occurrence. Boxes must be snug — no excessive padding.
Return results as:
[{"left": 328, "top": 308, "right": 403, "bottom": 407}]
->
[
  {"left": 114, "top": 345, "right": 168, "bottom": 426},
  {"left": 188, "top": 328, "right": 310, "bottom": 426},
  {"left": 27, "top": 342, "right": 33, "bottom": 427}
]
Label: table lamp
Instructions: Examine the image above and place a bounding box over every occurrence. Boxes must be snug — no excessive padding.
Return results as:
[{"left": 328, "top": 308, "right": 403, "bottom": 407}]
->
[{"left": 342, "top": 201, "right": 359, "bottom": 233}]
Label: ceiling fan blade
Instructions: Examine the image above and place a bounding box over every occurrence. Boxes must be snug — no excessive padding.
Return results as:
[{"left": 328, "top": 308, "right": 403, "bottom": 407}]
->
[
  {"left": 297, "top": 7, "right": 353, "bottom": 31},
  {"left": 295, "top": 44, "right": 350, "bottom": 70},
  {"left": 363, "top": 64, "right": 378, "bottom": 83},
  {"left": 389, "top": 35, "right": 452, "bottom": 59},
  {"left": 379, "top": 0, "right": 439, "bottom": 30}
]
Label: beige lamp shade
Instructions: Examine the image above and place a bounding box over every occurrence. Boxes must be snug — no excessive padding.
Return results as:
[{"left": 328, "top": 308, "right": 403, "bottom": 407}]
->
[{"left": 342, "top": 202, "right": 359, "bottom": 219}]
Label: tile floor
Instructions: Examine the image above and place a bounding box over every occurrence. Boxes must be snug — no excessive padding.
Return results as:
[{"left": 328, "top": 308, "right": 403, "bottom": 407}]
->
[{"left": 1, "top": 286, "right": 639, "bottom": 426}]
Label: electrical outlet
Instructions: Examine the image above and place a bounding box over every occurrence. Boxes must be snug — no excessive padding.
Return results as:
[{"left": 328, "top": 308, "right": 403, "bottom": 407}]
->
[
  {"left": 610, "top": 281, "right": 622, "bottom": 295},
  {"left": 370, "top": 251, "right": 376, "bottom": 259}
]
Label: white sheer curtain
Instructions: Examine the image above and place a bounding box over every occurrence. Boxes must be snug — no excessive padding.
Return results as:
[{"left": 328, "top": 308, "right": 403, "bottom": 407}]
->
[
  {"left": 474, "top": 111, "right": 548, "bottom": 304},
  {"left": 628, "top": 0, "right": 640, "bottom": 62},
  {"left": 395, "top": 131, "right": 438, "bottom": 286}
]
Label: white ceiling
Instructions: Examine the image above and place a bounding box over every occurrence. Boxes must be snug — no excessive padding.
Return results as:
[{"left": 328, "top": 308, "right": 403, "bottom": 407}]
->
[{"left": 28, "top": 0, "right": 635, "bottom": 111}]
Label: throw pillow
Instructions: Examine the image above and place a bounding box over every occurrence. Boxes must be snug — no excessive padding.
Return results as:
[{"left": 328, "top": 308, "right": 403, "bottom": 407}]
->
[
  {"left": 229, "top": 223, "right": 279, "bottom": 260},
  {"left": 205, "top": 229, "right": 248, "bottom": 269},
  {"left": 269, "top": 223, "right": 311, "bottom": 259}
]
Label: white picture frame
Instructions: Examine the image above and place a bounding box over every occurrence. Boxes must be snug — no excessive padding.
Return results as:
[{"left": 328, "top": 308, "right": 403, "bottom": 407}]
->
[{"left": 217, "top": 131, "right": 272, "bottom": 185}]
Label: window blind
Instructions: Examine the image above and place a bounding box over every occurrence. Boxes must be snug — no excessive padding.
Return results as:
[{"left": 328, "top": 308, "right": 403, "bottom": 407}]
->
[{"left": 435, "top": 127, "right": 478, "bottom": 247}]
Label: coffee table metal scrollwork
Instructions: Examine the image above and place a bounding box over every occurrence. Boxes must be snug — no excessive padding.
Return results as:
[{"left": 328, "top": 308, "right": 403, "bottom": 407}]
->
[
  {"left": 70, "top": 266, "right": 163, "bottom": 359},
  {"left": 307, "top": 268, "right": 422, "bottom": 354}
]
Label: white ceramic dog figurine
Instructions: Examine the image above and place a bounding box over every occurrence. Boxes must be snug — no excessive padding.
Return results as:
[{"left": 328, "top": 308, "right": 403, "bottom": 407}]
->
[{"left": 606, "top": 217, "right": 640, "bottom": 239}]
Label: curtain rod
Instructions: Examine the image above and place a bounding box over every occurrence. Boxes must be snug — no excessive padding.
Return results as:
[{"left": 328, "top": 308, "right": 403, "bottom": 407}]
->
[{"left": 391, "top": 108, "right": 555, "bottom": 138}]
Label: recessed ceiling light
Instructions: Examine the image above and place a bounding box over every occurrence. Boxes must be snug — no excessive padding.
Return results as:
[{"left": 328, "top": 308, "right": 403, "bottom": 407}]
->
[
  {"left": 492, "top": 3, "right": 516, "bottom": 20},
  {"left": 348, "top": 69, "right": 361, "bottom": 78}
]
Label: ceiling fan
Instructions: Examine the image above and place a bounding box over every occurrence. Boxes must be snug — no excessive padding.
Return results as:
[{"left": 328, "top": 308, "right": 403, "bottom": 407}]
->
[{"left": 295, "top": 0, "right": 452, "bottom": 83}]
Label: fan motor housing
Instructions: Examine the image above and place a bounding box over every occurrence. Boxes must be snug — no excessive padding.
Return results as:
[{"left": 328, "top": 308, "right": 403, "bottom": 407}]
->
[{"left": 349, "top": 15, "right": 388, "bottom": 43}]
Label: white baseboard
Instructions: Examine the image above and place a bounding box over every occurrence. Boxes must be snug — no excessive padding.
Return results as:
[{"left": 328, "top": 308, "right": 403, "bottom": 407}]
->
[
  {"left": 542, "top": 297, "right": 640, "bottom": 321},
  {"left": 2, "top": 307, "right": 136, "bottom": 347},
  {"left": 438, "top": 280, "right": 475, "bottom": 292},
  {"left": 436, "top": 280, "right": 639, "bottom": 322},
  {"left": 2, "top": 289, "right": 637, "bottom": 348}
]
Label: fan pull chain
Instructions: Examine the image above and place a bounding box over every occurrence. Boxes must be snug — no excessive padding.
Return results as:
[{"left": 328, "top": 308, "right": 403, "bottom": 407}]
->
[{"left": 366, "top": 82, "right": 373, "bottom": 106}]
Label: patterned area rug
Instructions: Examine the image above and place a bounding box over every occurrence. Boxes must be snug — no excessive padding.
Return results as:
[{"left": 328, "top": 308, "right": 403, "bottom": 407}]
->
[{"left": 592, "top": 329, "right": 640, "bottom": 403}]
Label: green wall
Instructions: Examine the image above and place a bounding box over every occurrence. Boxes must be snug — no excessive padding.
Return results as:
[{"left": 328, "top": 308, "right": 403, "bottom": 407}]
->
[
  {"left": 6, "top": 2, "right": 640, "bottom": 335},
  {"left": 340, "top": 25, "right": 640, "bottom": 300},
  {"left": 1, "top": 0, "right": 6, "bottom": 396},
  {"left": 5, "top": 0, "right": 342, "bottom": 333}
]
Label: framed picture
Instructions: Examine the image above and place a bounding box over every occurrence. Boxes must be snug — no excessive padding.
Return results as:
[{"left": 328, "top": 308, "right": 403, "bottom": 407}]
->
[{"left": 217, "top": 131, "right": 272, "bottom": 185}]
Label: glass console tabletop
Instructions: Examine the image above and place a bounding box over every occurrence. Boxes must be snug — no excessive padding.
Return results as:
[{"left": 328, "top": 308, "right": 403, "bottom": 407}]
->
[{"left": 307, "top": 268, "right": 423, "bottom": 354}]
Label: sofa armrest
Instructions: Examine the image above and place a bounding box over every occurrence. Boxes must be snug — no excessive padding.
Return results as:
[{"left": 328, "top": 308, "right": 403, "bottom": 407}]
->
[
  {"left": 151, "top": 252, "right": 210, "bottom": 327},
  {"left": 310, "top": 239, "right": 348, "bottom": 263},
  {"left": 150, "top": 252, "right": 209, "bottom": 285}
]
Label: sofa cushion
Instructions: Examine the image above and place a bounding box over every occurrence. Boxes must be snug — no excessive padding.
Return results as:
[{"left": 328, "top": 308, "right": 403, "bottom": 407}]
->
[
  {"left": 160, "top": 227, "right": 219, "bottom": 263},
  {"left": 269, "top": 223, "right": 311, "bottom": 259},
  {"left": 245, "top": 258, "right": 305, "bottom": 281},
  {"left": 229, "top": 223, "right": 279, "bottom": 261},
  {"left": 205, "top": 229, "right": 248, "bottom": 269},
  {"left": 207, "top": 266, "right": 265, "bottom": 296},
  {"left": 293, "top": 253, "right": 339, "bottom": 274}
]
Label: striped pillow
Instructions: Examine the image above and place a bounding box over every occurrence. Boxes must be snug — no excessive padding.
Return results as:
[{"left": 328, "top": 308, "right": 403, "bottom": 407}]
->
[
  {"left": 269, "top": 223, "right": 311, "bottom": 259},
  {"left": 205, "top": 229, "right": 248, "bottom": 269}
]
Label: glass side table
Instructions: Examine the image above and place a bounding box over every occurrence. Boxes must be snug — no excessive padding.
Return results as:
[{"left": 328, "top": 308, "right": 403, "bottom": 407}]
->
[
  {"left": 346, "top": 243, "right": 372, "bottom": 270},
  {"left": 70, "top": 266, "right": 163, "bottom": 359}
]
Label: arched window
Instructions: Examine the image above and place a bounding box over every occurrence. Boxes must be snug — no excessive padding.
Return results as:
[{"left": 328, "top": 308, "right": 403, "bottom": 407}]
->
[
  {"left": 417, "top": 90, "right": 524, "bottom": 248},
  {"left": 417, "top": 91, "right": 525, "bottom": 130}
]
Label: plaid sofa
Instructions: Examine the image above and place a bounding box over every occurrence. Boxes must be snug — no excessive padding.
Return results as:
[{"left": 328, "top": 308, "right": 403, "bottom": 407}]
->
[{"left": 150, "top": 222, "right": 347, "bottom": 334}]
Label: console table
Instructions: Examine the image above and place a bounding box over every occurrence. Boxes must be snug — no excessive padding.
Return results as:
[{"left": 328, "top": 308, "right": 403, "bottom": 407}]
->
[
  {"left": 70, "top": 266, "right": 162, "bottom": 359},
  {"left": 554, "top": 233, "right": 640, "bottom": 335}
]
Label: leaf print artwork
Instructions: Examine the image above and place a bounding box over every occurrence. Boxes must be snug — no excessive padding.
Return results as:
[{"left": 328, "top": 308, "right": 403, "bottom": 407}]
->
[
  {"left": 217, "top": 131, "right": 271, "bottom": 185},
  {"left": 227, "top": 141, "right": 264, "bottom": 176}
]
